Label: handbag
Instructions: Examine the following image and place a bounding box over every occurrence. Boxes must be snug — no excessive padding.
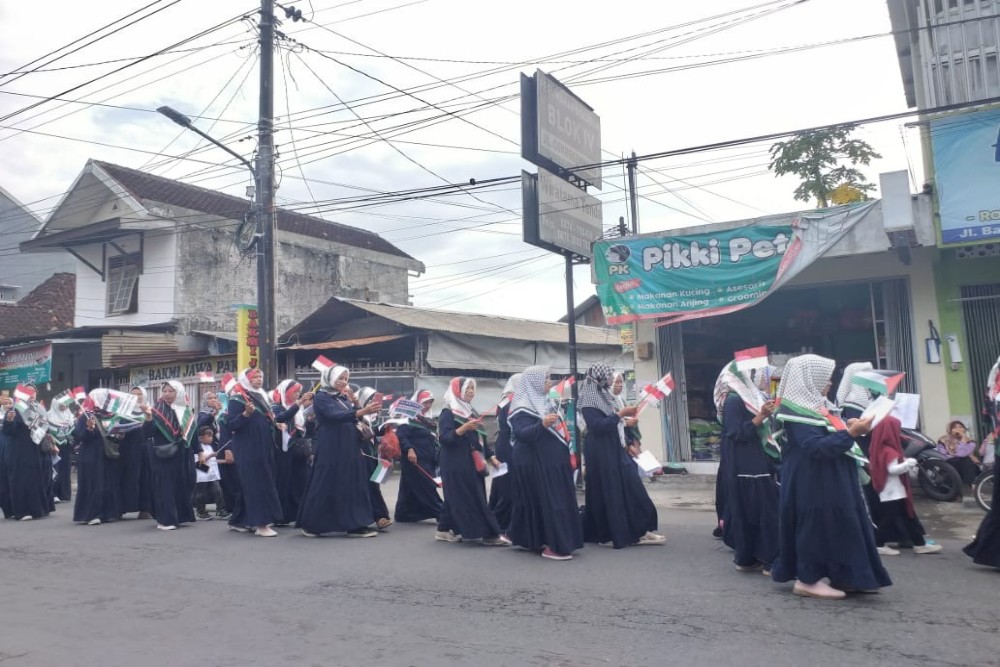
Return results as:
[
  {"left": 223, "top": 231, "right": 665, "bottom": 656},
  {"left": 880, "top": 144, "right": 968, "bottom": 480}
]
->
[
  {"left": 288, "top": 437, "right": 314, "bottom": 460},
  {"left": 152, "top": 440, "right": 179, "bottom": 460},
  {"left": 471, "top": 449, "right": 488, "bottom": 477},
  {"left": 103, "top": 436, "right": 121, "bottom": 460},
  {"left": 378, "top": 430, "right": 401, "bottom": 460}
]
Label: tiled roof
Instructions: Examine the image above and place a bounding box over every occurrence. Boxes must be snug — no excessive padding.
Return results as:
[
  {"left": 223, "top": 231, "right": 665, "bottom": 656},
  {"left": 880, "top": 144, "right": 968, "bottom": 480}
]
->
[
  {"left": 0, "top": 273, "right": 75, "bottom": 342},
  {"left": 92, "top": 161, "right": 416, "bottom": 260}
]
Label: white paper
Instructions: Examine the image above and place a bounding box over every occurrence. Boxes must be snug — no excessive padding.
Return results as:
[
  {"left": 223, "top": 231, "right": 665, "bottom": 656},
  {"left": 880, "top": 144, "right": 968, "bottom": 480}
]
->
[
  {"left": 489, "top": 462, "right": 509, "bottom": 479},
  {"left": 889, "top": 393, "right": 920, "bottom": 430},
  {"left": 632, "top": 450, "right": 663, "bottom": 474},
  {"left": 432, "top": 476, "right": 443, "bottom": 487},
  {"left": 860, "top": 395, "right": 896, "bottom": 428}
]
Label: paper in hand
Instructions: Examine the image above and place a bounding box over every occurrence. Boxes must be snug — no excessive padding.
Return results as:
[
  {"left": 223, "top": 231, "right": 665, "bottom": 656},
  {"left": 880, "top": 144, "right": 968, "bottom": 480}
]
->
[
  {"left": 632, "top": 450, "right": 663, "bottom": 475},
  {"left": 489, "top": 462, "right": 509, "bottom": 479},
  {"left": 860, "top": 395, "right": 896, "bottom": 428}
]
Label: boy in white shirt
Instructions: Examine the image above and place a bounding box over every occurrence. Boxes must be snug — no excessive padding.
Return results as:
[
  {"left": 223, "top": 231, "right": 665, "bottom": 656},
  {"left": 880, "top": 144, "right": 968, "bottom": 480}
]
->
[{"left": 194, "top": 427, "right": 223, "bottom": 520}]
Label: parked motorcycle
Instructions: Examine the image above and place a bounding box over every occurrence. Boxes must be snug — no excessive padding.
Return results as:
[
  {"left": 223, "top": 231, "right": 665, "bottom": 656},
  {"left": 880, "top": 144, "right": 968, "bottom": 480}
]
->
[
  {"left": 900, "top": 427, "right": 963, "bottom": 502},
  {"left": 972, "top": 465, "right": 994, "bottom": 512}
]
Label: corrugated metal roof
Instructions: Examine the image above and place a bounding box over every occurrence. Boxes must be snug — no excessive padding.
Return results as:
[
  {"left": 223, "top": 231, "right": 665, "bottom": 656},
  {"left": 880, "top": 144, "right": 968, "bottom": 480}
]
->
[
  {"left": 286, "top": 334, "right": 409, "bottom": 350},
  {"left": 282, "top": 297, "right": 619, "bottom": 346}
]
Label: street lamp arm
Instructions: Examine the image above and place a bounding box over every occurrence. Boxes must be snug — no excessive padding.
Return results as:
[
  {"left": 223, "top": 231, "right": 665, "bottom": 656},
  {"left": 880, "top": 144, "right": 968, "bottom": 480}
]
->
[{"left": 156, "top": 106, "right": 255, "bottom": 175}]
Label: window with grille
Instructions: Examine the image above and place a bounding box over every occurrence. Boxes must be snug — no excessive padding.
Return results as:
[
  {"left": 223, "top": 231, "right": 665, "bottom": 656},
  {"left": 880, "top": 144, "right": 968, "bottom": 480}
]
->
[{"left": 106, "top": 253, "right": 140, "bottom": 315}]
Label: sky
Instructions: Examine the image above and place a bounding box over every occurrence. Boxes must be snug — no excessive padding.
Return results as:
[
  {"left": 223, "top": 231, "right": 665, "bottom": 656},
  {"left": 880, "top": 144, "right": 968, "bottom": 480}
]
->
[{"left": 0, "top": 0, "right": 921, "bottom": 323}]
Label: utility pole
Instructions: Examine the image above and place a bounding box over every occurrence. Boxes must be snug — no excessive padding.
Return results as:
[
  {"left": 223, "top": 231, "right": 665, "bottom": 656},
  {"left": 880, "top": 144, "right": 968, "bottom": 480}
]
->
[
  {"left": 257, "top": 0, "right": 278, "bottom": 387},
  {"left": 626, "top": 151, "right": 640, "bottom": 234}
]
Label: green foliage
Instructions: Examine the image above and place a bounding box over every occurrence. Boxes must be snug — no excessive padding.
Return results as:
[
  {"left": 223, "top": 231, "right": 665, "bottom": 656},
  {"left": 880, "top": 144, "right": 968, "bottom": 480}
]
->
[{"left": 768, "top": 124, "right": 882, "bottom": 208}]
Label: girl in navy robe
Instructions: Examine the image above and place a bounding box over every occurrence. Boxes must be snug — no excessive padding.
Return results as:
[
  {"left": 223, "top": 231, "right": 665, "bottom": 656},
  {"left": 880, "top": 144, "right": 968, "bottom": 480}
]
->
[
  {"left": 488, "top": 375, "right": 518, "bottom": 536},
  {"left": 579, "top": 363, "right": 663, "bottom": 549},
  {"left": 217, "top": 382, "right": 244, "bottom": 526},
  {"left": 226, "top": 368, "right": 294, "bottom": 537},
  {"left": 714, "top": 361, "right": 779, "bottom": 571},
  {"left": 771, "top": 354, "right": 890, "bottom": 599},
  {"left": 117, "top": 386, "right": 152, "bottom": 518},
  {"left": 47, "top": 401, "right": 75, "bottom": 504},
  {"left": 141, "top": 380, "right": 196, "bottom": 531},
  {"left": 1, "top": 391, "right": 50, "bottom": 521},
  {"left": 435, "top": 377, "right": 507, "bottom": 545},
  {"left": 297, "top": 365, "right": 379, "bottom": 538},
  {"left": 394, "top": 390, "right": 443, "bottom": 523},
  {"left": 836, "top": 362, "right": 881, "bottom": 528},
  {"left": 72, "top": 395, "right": 123, "bottom": 525},
  {"left": 271, "top": 379, "right": 311, "bottom": 526},
  {"left": 508, "top": 365, "right": 583, "bottom": 560},
  {"left": 357, "top": 387, "right": 392, "bottom": 530}
]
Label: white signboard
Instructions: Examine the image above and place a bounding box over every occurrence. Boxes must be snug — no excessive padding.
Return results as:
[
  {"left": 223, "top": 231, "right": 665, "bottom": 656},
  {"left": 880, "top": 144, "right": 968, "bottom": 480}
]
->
[
  {"left": 534, "top": 70, "right": 602, "bottom": 190},
  {"left": 536, "top": 167, "right": 603, "bottom": 259}
]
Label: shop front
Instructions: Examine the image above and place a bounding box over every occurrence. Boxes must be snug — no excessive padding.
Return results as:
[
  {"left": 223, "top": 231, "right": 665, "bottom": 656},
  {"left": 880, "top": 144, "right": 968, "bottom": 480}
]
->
[{"left": 120, "top": 355, "right": 238, "bottom": 407}]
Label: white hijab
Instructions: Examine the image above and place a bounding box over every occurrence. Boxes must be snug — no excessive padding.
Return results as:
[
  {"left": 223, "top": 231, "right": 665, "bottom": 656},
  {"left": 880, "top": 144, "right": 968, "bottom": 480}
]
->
[
  {"left": 238, "top": 368, "right": 271, "bottom": 407},
  {"left": 443, "top": 377, "right": 477, "bottom": 419},
  {"left": 47, "top": 402, "right": 74, "bottom": 430},
  {"left": 836, "top": 361, "right": 874, "bottom": 409},
  {"left": 130, "top": 386, "right": 148, "bottom": 416},
  {"left": 164, "top": 380, "right": 188, "bottom": 421},
  {"left": 320, "top": 365, "right": 350, "bottom": 394}
]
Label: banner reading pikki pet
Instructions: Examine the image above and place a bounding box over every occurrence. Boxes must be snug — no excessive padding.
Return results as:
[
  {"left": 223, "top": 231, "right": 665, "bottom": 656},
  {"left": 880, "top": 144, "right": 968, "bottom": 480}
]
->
[{"left": 592, "top": 202, "right": 877, "bottom": 325}]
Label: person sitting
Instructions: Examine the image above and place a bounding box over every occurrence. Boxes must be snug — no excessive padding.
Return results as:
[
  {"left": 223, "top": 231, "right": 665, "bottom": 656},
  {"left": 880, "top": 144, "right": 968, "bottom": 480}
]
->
[{"left": 936, "top": 421, "right": 981, "bottom": 487}]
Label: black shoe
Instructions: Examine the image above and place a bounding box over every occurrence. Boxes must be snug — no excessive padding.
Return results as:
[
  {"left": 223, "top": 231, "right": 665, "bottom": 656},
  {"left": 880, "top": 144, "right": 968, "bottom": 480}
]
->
[
  {"left": 196, "top": 511, "right": 213, "bottom": 521},
  {"left": 712, "top": 527, "right": 723, "bottom": 539},
  {"left": 215, "top": 510, "right": 231, "bottom": 519}
]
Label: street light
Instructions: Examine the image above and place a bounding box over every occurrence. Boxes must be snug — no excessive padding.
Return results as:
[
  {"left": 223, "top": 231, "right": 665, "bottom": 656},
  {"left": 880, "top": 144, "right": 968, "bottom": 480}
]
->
[{"left": 155, "top": 105, "right": 275, "bottom": 386}]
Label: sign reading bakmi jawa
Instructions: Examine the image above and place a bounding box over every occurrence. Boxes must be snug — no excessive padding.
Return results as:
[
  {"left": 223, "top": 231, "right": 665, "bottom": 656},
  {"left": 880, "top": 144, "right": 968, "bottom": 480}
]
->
[{"left": 593, "top": 202, "right": 877, "bottom": 325}]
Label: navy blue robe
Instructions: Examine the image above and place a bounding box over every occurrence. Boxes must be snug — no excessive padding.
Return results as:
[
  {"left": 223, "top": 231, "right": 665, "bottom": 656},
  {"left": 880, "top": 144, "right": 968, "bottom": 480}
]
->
[
  {"left": 437, "top": 408, "right": 500, "bottom": 540},
  {"left": 394, "top": 421, "right": 442, "bottom": 522},
  {"left": 363, "top": 432, "right": 390, "bottom": 522},
  {"left": 719, "top": 395, "right": 779, "bottom": 567},
  {"left": 488, "top": 403, "right": 514, "bottom": 532},
  {"left": 217, "top": 412, "right": 242, "bottom": 518},
  {"left": 72, "top": 417, "right": 123, "bottom": 523},
  {"left": 580, "top": 407, "right": 658, "bottom": 548},
  {"left": 272, "top": 404, "right": 310, "bottom": 525},
  {"left": 117, "top": 424, "right": 149, "bottom": 514},
  {"left": 508, "top": 412, "right": 583, "bottom": 555},
  {"left": 142, "top": 407, "right": 196, "bottom": 528},
  {"left": 771, "top": 421, "right": 891, "bottom": 589},
  {"left": 226, "top": 395, "right": 284, "bottom": 528},
  {"left": 964, "top": 461, "right": 1000, "bottom": 566},
  {"left": 1, "top": 411, "right": 50, "bottom": 520},
  {"left": 297, "top": 391, "right": 374, "bottom": 534},
  {"left": 0, "top": 427, "right": 10, "bottom": 518}
]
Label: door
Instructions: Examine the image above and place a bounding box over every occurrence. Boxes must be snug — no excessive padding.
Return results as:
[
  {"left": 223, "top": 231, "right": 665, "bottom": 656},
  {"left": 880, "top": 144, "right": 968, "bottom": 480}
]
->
[
  {"left": 656, "top": 322, "right": 688, "bottom": 461},
  {"left": 960, "top": 283, "right": 1000, "bottom": 435}
]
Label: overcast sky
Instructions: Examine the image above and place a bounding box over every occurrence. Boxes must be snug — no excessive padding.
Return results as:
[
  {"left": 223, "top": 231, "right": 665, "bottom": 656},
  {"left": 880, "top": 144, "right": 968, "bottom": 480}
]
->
[{"left": 0, "top": 0, "right": 917, "bottom": 322}]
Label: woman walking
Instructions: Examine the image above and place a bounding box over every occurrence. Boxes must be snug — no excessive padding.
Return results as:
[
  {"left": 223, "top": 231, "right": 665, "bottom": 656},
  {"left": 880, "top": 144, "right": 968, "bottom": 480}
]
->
[
  {"left": 435, "top": 377, "right": 507, "bottom": 546},
  {"left": 358, "top": 387, "right": 393, "bottom": 530},
  {"left": 508, "top": 366, "right": 583, "bottom": 561},
  {"left": 394, "top": 390, "right": 443, "bottom": 523},
  {"left": 1, "top": 388, "right": 50, "bottom": 521},
  {"left": 714, "top": 361, "right": 779, "bottom": 572},
  {"left": 488, "top": 375, "right": 518, "bottom": 536},
  {"left": 297, "top": 365, "right": 379, "bottom": 538},
  {"left": 272, "top": 379, "right": 310, "bottom": 526},
  {"left": 770, "top": 354, "right": 889, "bottom": 599},
  {"left": 141, "top": 381, "right": 196, "bottom": 531},
  {"left": 47, "top": 400, "right": 75, "bottom": 504},
  {"left": 72, "top": 392, "right": 123, "bottom": 526}
]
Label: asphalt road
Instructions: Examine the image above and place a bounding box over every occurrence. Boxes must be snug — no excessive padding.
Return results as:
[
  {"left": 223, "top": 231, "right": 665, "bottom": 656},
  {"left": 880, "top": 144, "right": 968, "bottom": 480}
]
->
[{"left": 1, "top": 479, "right": 996, "bottom": 667}]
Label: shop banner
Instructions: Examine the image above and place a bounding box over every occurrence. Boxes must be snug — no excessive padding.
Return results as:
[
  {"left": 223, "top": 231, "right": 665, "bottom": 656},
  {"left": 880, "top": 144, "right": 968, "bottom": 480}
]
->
[
  {"left": 129, "top": 356, "right": 237, "bottom": 388},
  {"left": 0, "top": 343, "right": 52, "bottom": 389},
  {"left": 930, "top": 107, "right": 1000, "bottom": 245},
  {"left": 236, "top": 304, "right": 259, "bottom": 372},
  {"left": 593, "top": 202, "right": 876, "bottom": 325}
]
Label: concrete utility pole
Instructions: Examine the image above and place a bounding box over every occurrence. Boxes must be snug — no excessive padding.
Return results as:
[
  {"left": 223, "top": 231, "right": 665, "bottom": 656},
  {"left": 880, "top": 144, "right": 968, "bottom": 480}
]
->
[
  {"left": 626, "top": 151, "right": 639, "bottom": 234},
  {"left": 257, "top": 0, "right": 278, "bottom": 387}
]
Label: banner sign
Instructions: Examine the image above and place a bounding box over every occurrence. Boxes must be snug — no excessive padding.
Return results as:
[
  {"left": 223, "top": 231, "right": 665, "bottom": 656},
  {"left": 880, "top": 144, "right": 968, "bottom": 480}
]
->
[
  {"left": 0, "top": 342, "right": 52, "bottom": 388},
  {"left": 129, "top": 356, "right": 236, "bottom": 387},
  {"left": 593, "top": 202, "right": 875, "bottom": 325},
  {"left": 236, "top": 304, "right": 259, "bottom": 372},
  {"left": 930, "top": 107, "right": 1000, "bottom": 245}
]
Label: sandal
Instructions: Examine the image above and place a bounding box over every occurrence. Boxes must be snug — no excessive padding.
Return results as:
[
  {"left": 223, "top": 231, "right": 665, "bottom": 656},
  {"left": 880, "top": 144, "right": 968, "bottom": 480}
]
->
[{"left": 376, "top": 518, "right": 393, "bottom": 530}]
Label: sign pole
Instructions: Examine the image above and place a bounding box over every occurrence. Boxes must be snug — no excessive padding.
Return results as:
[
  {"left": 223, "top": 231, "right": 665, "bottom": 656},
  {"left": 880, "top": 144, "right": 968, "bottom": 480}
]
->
[{"left": 564, "top": 252, "right": 582, "bottom": 488}]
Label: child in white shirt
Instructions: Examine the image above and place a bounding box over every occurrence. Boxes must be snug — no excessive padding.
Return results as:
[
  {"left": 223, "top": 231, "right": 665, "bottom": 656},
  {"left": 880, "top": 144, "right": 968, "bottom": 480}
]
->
[{"left": 194, "top": 427, "right": 222, "bottom": 520}]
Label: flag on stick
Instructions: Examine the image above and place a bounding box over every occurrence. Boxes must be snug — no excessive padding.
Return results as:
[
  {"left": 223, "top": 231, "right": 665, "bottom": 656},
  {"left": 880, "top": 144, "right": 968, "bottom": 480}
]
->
[
  {"left": 637, "top": 373, "right": 675, "bottom": 413},
  {"left": 53, "top": 390, "right": 74, "bottom": 409},
  {"left": 311, "top": 355, "right": 336, "bottom": 374},
  {"left": 220, "top": 373, "right": 240, "bottom": 396},
  {"left": 196, "top": 371, "right": 215, "bottom": 383},
  {"left": 852, "top": 370, "right": 905, "bottom": 396},
  {"left": 548, "top": 376, "right": 576, "bottom": 399},
  {"left": 369, "top": 458, "right": 392, "bottom": 484},
  {"left": 734, "top": 346, "right": 769, "bottom": 372},
  {"left": 71, "top": 386, "right": 87, "bottom": 404}
]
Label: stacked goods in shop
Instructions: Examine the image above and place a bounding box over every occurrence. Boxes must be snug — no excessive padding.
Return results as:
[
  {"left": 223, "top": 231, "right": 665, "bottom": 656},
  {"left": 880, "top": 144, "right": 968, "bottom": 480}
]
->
[{"left": 689, "top": 418, "right": 723, "bottom": 460}]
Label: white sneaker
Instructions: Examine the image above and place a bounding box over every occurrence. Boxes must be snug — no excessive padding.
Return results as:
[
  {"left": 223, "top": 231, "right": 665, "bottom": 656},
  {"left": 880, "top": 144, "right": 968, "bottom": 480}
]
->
[
  {"left": 156, "top": 524, "right": 177, "bottom": 531},
  {"left": 301, "top": 529, "right": 318, "bottom": 538},
  {"left": 913, "top": 543, "right": 943, "bottom": 554},
  {"left": 19, "top": 515, "right": 33, "bottom": 521},
  {"left": 638, "top": 532, "right": 666, "bottom": 545},
  {"left": 229, "top": 525, "right": 250, "bottom": 533},
  {"left": 87, "top": 518, "right": 101, "bottom": 526},
  {"left": 434, "top": 530, "right": 462, "bottom": 543},
  {"left": 877, "top": 546, "right": 900, "bottom": 556},
  {"left": 53, "top": 497, "right": 62, "bottom": 504},
  {"left": 255, "top": 526, "right": 278, "bottom": 537}
]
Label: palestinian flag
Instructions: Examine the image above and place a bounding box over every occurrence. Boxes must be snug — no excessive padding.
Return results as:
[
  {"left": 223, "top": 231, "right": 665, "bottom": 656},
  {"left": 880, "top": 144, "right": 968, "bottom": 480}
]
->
[
  {"left": 102, "top": 389, "right": 138, "bottom": 417},
  {"left": 311, "top": 355, "right": 336, "bottom": 373},
  {"left": 369, "top": 458, "right": 392, "bottom": 484},
  {"left": 178, "top": 407, "right": 196, "bottom": 444},
  {"left": 734, "top": 346, "right": 769, "bottom": 372},
  {"left": 548, "top": 376, "right": 575, "bottom": 399},
  {"left": 53, "top": 390, "right": 74, "bottom": 409},
  {"left": 852, "top": 370, "right": 905, "bottom": 396}
]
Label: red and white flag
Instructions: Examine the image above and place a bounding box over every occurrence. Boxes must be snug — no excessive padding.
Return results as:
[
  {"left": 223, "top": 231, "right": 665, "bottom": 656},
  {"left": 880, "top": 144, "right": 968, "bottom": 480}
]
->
[
  {"left": 311, "top": 355, "right": 336, "bottom": 374},
  {"left": 196, "top": 371, "right": 215, "bottom": 383},
  {"left": 638, "top": 373, "right": 675, "bottom": 413},
  {"left": 734, "top": 346, "right": 769, "bottom": 372},
  {"left": 71, "top": 386, "right": 87, "bottom": 403},
  {"left": 220, "top": 373, "right": 239, "bottom": 396}
]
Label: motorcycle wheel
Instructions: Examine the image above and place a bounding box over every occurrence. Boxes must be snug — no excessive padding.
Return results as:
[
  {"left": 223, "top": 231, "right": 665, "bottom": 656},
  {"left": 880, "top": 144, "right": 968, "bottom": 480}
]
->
[
  {"left": 918, "top": 459, "right": 963, "bottom": 502},
  {"left": 972, "top": 469, "right": 994, "bottom": 512}
]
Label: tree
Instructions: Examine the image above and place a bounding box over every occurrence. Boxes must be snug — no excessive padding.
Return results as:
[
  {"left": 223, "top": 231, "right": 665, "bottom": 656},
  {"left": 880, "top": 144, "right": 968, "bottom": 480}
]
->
[{"left": 768, "top": 124, "right": 881, "bottom": 209}]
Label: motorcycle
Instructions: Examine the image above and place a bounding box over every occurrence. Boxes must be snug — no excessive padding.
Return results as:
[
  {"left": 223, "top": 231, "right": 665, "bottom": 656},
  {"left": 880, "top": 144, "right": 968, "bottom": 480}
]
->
[
  {"left": 972, "top": 465, "right": 994, "bottom": 512},
  {"left": 900, "top": 427, "right": 963, "bottom": 502}
]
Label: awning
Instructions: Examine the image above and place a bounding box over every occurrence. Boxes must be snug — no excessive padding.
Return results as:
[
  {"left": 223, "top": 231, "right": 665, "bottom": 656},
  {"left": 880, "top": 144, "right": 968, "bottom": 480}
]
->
[
  {"left": 192, "top": 330, "right": 239, "bottom": 342},
  {"left": 284, "top": 334, "right": 409, "bottom": 350}
]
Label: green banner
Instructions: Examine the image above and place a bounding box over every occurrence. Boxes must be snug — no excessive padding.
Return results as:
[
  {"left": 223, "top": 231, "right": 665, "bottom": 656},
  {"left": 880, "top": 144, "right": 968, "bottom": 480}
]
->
[
  {"left": 594, "top": 226, "right": 792, "bottom": 325},
  {"left": 0, "top": 342, "right": 53, "bottom": 389}
]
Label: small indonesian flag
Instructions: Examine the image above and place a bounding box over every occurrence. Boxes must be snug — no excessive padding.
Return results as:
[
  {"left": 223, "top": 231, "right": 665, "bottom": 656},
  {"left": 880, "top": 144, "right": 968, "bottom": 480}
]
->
[
  {"left": 196, "top": 371, "right": 215, "bottom": 383},
  {"left": 734, "top": 346, "right": 769, "bottom": 372},
  {"left": 852, "top": 370, "right": 905, "bottom": 396},
  {"left": 13, "top": 384, "right": 35, "bottom": 404},
  {"left": 220, "top": 373, "right": 238, "bottom": 395},
  {"left": 311, "top": 355, "right": 335, "bottom": 373},
  {"left": 548, "top": 376, "right": 576, "bottom": 399},
  {"left": 638, "top": 373, "right": 674, "bottom": 413},
  {"left": 369, "top": 458, "right": 392, "bottom": 484},
  {"left": 72, "top": 386, "right": 87, "bottom": 403},
  {"left": 382, "top": 394, "right": 393, "bottom": 402}
]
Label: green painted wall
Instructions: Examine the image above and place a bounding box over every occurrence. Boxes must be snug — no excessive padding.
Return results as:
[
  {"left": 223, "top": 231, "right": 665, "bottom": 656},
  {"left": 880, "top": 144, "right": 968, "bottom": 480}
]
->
[{"left": 933, "top": 251, "right": 1000, "bottom": 418}]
